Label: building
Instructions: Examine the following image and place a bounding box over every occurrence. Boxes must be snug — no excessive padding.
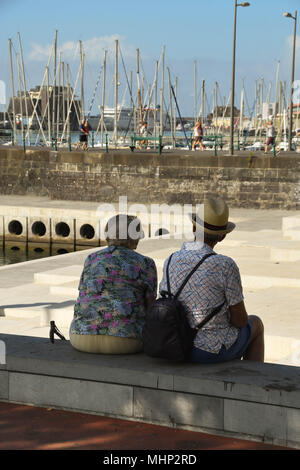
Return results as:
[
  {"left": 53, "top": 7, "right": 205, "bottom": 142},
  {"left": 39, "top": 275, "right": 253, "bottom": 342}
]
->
[{"left": 8, "top": 85, "right": 81, "bottom": 131}]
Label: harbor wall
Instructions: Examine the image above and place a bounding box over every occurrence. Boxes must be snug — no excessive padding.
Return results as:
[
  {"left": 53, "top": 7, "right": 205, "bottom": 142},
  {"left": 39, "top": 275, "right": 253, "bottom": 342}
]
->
[{"left": 0, "top": 146, "right": 300, "bottom": 210}]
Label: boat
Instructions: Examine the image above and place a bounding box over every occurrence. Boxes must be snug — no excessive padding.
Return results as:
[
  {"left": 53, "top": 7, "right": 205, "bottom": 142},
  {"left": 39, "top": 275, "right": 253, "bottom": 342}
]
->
[{"left": 91, "top": 106, "right": 171, "bottom": 132}]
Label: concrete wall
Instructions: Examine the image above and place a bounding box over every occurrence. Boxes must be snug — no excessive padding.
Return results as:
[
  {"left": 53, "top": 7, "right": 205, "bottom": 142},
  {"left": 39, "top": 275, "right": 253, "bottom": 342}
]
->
[
  {"left": 0, "top": 147, "right": 300, "bottom": 209},
  {"left": 1, "top": 334, "right": 300, "bottom": 449}
]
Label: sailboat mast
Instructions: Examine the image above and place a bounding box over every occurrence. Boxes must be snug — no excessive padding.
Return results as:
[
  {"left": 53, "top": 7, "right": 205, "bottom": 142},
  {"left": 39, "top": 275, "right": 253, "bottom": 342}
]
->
[
  {"left": 167, "top": 67, "right": 174, "bottom": 146},
  {"left": 160, "top": 45, "right": 165, "bottom": 134},
  {"left": 16, "top": 53, "right": 24, "bottom": 137},
  {"left": 56, "top": 52, "right": 62, "bottom": 138},
  {"left": 239, "top": 80, "right": 244, "bottom": 142},
  {"left": 174, "top": 76, "right": 178, "bottom": 141},
  {"left": 100, "top": 50, "right": 107, "bottom": 146},
  {"left": 154, "top": 60, "right": 158, "bottom": 138},
  {"left": 17, "top": 32, "right": 29, "bottom": 144},
  {"left": 201, "top": 80, "right": 205, "bottom": 125},
  {"left": 79, "top": 40, "right": 84, "bottom": 121},
  {"left": 52, "top": 30, "right": 58, "bottom": 137},
  {"left": 136, "top": 48, "right": 143, "bottom": 125},
  {"left": 278, "top": 81, "right": 282, "bottom": 143},
  {"left": 8, "top": 38, "right": 16, "bottom": 144},
  {"left": 46, "top": 65, "right": 52, "bottom": 143},
  {"left": 67, "top": 63, "right": 71, "bottom": 141},
  {"left": 274, "top": 60, "right": 280, "bottom": 126},
  {"left": 215, "top": 82, "right": 219, "bottom": 130},
  {"left": 194, "top": 61, "right": 197, "bottom": 124},
  {"left": 62, "top": 62, "right": 65, "bottom": 132},
  {"left": 114, "top": 39, "right": 119, "bottom": 145}
]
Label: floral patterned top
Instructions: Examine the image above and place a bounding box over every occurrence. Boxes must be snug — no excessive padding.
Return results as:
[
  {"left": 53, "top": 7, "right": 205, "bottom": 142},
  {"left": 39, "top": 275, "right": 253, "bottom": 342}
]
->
[{"left": 69, "top": 245, "right": 157, "bottom": 339}]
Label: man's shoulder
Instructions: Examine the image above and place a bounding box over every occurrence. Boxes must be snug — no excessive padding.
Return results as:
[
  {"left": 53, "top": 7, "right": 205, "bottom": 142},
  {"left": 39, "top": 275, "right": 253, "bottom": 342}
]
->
[
  {"left": 213, "top": 253, "right": 239, "bottom": 270},
  {"left": 170, "top": 248, "right": 238, "bottom": 269}
]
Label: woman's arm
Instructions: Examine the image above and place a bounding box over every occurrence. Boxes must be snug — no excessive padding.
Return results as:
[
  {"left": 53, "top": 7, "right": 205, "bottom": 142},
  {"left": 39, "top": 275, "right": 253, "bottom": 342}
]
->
[{"left": 145, "top": 292, "right": 156, "bottom": 310}]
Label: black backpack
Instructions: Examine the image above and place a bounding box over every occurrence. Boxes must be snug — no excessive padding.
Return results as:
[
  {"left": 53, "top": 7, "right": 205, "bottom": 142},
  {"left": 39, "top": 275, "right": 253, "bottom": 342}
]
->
[{"left": 142, "top": 252, "right": 225, "bottom": 361}]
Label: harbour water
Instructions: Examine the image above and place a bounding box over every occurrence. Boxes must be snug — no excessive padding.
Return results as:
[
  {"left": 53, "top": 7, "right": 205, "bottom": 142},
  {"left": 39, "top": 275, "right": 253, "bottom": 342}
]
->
[
  {"left": 0, "top": 242, "right": 91, "bottom": 267},
  {"left": 1, "top": 129, "right": 193, "bottom": 148}
]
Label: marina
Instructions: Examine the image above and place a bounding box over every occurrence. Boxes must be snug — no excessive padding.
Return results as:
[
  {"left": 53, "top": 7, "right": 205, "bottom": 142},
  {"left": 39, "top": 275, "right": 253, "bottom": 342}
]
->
[{"left": 1, "top": 31, "right": 300, "bottom": 154}]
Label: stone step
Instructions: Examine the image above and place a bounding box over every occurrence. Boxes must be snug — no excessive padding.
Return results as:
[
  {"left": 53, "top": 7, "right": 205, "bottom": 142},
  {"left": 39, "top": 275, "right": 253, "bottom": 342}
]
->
[
  {"left": 0, "top": 282, "right": 64, "bottom": 318},
  {"left": 270, "top": 246, "right": 300, "bottom": 262},
  {"left": 242, "top": 274, "right": 300, "bottom": 289},
  {"left": 265, "top": 334, "right": 300, "bottom": 366},
  {"left": 155, "top": 256, "right": 300, "bottom": 284},
  {"left": 243, "top": 286, "right": 300, "bottom": 337},
  {"left": 2, "top": 299, "right": 75, "bottom": 326},
  {"left": 0, "top": 316, "right": 70, "bottom": 340},
  {"left": 50, "top": 281, "right": 78, "bottom": 298},
  {"left": 282, "top": 215, "right": 300, "bottom": 231},
  {"left": 39, "top": 304, "right": 74, "bottom": 328},
  {"left": 282, "top": 227, "right": 300, "bottom": 241},
  {"left": 34, "top": 265, "right": 83, "bottom": 285}
]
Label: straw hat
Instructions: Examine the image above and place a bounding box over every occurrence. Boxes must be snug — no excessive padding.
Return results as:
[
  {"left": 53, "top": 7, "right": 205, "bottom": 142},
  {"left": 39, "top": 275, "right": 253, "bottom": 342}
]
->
[{"left": 189, "top": 197, "right": 235, "bottom": 235}]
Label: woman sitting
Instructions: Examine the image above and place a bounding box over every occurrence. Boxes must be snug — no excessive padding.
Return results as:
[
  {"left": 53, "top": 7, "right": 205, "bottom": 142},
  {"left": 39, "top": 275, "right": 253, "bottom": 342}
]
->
[{"left": 69, "top": 214, "right": 157, "bottom": 354}]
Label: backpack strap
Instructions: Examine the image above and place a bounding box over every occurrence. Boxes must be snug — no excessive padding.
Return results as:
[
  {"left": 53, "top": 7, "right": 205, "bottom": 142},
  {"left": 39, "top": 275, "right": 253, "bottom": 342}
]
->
[
  {"left": 174, "top": 253, "right": 216, "bottom": 299},
  {"left": 164, "top": 251, "right": 226, "bottom": 330},
  {"left": 194, "top": 300, "right": 226, "bottom": 331},
  {"left": 166, "top": 254, "right": 174, "bottom": 296}
]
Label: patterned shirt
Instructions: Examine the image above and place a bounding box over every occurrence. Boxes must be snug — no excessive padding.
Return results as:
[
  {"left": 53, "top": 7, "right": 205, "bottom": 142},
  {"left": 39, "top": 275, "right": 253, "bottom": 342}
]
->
[
  {"left": 70, "top": 245, "right": 157, "bottom": 339},
  {"left": 159, "top": 242, "right": 244, "bottom": 354}
]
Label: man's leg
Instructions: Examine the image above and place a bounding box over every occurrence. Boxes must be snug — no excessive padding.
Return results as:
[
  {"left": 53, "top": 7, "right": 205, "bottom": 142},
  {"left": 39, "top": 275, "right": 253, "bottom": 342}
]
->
[{"left": 243, "top": 315, "right": 264, "bottom": 362}]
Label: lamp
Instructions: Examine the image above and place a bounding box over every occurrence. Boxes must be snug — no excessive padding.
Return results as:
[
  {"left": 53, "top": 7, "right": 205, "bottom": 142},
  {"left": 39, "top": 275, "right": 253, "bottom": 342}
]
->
[{"left": 230, "top": 1, "right": 250, "bottom": 156}]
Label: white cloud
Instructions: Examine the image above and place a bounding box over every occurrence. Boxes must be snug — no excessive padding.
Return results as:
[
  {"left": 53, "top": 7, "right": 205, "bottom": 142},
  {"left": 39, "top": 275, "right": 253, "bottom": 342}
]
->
[
  {"left": 28, "top": 35, "right": 137, "bottom": 62},
  {"left": 286, "top": 34, "right": 300, "bottom": 52}
]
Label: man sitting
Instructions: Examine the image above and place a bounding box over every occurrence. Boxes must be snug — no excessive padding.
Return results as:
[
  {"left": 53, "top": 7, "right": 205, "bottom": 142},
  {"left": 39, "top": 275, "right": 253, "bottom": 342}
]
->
[{"left": 159, "top": 196, "right": 265, "bottom": 363}]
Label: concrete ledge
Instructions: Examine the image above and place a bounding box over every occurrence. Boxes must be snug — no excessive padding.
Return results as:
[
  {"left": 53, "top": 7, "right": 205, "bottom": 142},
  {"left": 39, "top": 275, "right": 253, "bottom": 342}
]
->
[{"left": 1, "top": 333, "right": 300, "bottom": 448}]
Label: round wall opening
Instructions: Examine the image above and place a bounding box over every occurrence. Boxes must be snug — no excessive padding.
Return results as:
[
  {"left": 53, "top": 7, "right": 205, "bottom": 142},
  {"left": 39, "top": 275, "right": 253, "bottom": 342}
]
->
[
  {"left": 55, "top": 222, "right": 70, "bottom": 238},
  {"left": 56, "top": 248, "right": 69, "bottom": 255},
  {"left": 10, "top": 246, "right": 20, "bottom": 251},
  {"left": 34, "top": 247, "right": 44, "bottom": 253},
  {"left": 8, "top": 220, "right": 23, "bottom": 236},
  {"left": 32, "top": 221, "right": 47, "bottom": 237},
  {"left": 80, "top": 224, "right": 95, "bottom": 240},
  {"left": 155, "top": 228, "right": 170, "bottom": 236}
]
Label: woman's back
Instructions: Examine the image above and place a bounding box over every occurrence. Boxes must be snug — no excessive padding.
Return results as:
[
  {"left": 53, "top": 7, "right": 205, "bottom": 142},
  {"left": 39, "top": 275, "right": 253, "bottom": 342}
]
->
[{"left": 70, "top": 245, "right": 157, "bottom": 339}]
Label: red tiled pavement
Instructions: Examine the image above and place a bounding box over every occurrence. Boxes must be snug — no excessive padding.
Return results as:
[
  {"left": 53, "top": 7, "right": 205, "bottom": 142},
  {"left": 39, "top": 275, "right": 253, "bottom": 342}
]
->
[{"left": 0, "top": 402, "right": 292, "bottom": 451}]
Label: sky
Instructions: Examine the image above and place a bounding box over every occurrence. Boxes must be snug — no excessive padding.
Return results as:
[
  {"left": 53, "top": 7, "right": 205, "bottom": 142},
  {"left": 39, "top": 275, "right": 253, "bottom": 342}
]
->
[{"left": 0, "top": 0, "right": 299, "bottom": 116}]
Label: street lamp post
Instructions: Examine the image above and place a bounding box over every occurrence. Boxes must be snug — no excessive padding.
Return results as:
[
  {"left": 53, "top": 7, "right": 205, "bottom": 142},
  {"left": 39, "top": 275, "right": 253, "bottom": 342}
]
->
[
  {"left": 283, "top": 11, "right": 297, "bottom": 152},
  {"left": 230, "top": 1, "right": 250, "bottom": 156}
]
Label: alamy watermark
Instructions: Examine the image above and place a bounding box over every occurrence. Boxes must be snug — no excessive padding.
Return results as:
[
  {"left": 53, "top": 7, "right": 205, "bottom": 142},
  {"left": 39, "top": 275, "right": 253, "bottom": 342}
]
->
[
  {"left": 0, "top": 340, "right": 6, "bottom": 365},
  {"left": 293, "top": 80, "right": 300, "bottom": 105},
  {"left": 95, "top": 196, "right": 205, "bottom": 245}
]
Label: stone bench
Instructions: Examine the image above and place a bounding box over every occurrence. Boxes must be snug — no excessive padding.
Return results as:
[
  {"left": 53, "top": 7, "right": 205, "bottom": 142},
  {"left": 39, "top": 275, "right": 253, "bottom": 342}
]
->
[{"left": 0, "top": 333, "right": 300, "bottom": 449}]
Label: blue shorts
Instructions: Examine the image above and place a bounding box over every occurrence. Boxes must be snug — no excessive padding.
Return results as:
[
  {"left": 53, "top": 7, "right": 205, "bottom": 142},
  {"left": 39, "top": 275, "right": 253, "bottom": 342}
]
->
[{"left": 189, "top": 320, "right": 253, "bottom": 364}]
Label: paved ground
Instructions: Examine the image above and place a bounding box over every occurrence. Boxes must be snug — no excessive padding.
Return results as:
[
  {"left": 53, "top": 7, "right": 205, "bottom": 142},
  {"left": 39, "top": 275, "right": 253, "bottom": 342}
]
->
[
  {"left": 1, "top": 198, "right": 300, "bottom": 365},
  {"left": 0, "top": 402, "right": 292, "bottom": 451}
]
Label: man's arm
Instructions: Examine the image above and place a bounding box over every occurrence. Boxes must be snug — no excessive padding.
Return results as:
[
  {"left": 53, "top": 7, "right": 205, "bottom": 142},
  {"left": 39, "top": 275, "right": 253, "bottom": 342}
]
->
[{"left": 229, "top": 301, "right": 248, "bottom": 328}]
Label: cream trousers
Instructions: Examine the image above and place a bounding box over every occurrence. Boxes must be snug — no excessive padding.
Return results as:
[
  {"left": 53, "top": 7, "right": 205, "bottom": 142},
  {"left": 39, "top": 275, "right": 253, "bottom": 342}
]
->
[{"left": 69, "top": 333, "right": 143, "bottom": 354}]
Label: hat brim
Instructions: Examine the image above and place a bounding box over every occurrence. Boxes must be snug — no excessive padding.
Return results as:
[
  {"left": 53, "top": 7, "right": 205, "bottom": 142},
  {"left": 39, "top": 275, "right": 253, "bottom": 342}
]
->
[{"left": 188, "top": 213, "right": 236, "bottom": 235}]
